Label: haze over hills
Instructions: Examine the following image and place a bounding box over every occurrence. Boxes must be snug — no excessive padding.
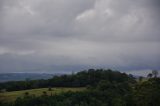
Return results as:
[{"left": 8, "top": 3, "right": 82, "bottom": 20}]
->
[
  {"left": 0, "top": 73, "right": 59, "bottom": 82},
  {"left": 0, "top": 69, "right": 153, "bottom": 82},
  {"left": 0, "top": 68, "right": 156, "bottom": 82}
]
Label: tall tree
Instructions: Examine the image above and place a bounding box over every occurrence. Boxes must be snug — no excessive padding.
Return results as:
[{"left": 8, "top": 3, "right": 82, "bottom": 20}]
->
[
  {"left": 152, "top": 70, "right": 159, "bottom": 78},
  {"left": 147, "top": 73, "right": 152, "bottom": 78},
  {"left": 138, "top": 76, "right": 143, "bottom": 82}
]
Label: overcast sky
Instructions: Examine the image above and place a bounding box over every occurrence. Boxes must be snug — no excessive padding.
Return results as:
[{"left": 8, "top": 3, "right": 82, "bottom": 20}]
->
[{"left": 0, "top": 0, "right": 160, "bottom": 74}]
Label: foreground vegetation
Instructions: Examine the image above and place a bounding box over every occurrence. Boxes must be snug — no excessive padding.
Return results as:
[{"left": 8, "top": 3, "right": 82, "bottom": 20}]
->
[{"left": 0, "top": 69, "right": 160, "bottom": 106}]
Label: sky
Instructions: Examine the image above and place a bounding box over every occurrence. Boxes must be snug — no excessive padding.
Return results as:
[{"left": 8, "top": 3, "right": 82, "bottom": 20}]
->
[{"left": 0, "top": 0, "right": 160, "bottom": 74}]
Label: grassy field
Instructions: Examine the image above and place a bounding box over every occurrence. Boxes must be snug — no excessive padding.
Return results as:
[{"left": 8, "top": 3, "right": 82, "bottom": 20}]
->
[{"left": 0, "top": 87, "right": 85, "bottom": 103}]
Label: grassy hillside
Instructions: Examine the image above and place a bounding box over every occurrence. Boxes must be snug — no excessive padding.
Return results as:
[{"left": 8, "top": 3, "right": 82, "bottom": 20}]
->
[{"left": 0, "top": 87, "right": 85, "bottom": 103}]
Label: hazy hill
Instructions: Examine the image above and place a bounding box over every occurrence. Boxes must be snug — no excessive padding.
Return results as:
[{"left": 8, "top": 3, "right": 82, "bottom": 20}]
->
[{"left": 0, "top": 73, "right": 57, "bottom": 82}]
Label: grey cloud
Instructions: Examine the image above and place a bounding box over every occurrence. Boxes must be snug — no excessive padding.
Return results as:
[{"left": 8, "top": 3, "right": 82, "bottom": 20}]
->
[{"left": 0, "top": 0, "right": 159, "bottom": 73}]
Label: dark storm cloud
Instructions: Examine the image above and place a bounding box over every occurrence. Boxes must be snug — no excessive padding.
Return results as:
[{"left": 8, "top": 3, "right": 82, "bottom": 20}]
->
[{"left": 0, "top": 0, "right": 159, "bottom": 73}]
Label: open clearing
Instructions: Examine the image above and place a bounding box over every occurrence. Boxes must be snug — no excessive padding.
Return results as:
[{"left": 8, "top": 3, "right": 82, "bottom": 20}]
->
[{"left": 0, "top": 87, "right": 85, "bottom": 102}]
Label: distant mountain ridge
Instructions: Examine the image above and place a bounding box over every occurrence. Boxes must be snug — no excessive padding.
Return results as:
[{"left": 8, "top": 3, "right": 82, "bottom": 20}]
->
[{"left": 0, "top": 73, "right": 59, "bottom": 82}]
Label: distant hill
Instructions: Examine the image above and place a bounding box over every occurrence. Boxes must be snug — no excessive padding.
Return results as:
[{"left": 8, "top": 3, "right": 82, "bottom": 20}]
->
[{"left": 0, "top": 73, "right": 58, "bottom": 82}]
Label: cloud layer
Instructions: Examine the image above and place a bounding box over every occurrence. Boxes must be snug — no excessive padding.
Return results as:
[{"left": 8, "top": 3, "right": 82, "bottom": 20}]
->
[{"left": 0, "top": 0, "right": 160, "bottom": 73}]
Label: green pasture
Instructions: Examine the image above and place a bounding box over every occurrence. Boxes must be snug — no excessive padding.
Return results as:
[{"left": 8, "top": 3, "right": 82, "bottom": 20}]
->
[{"left": 0, "top": 87, "right": 85, "bottom": 103}]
